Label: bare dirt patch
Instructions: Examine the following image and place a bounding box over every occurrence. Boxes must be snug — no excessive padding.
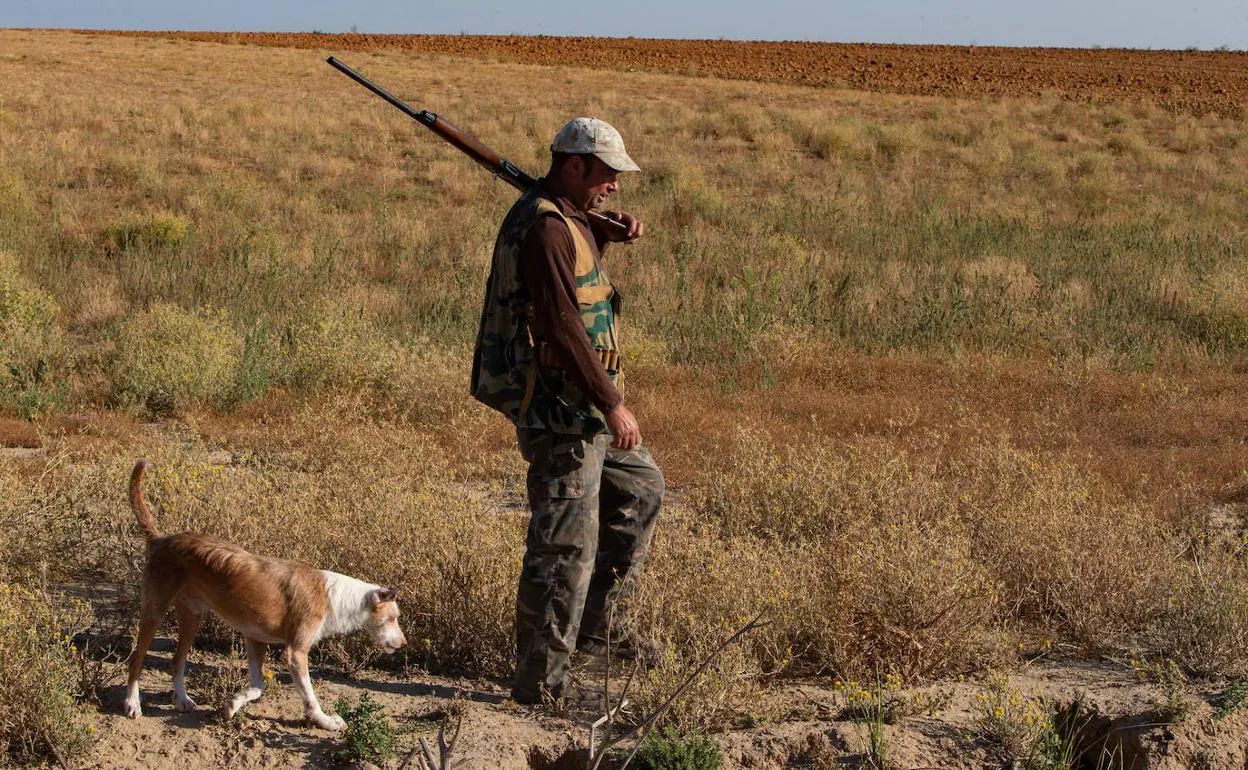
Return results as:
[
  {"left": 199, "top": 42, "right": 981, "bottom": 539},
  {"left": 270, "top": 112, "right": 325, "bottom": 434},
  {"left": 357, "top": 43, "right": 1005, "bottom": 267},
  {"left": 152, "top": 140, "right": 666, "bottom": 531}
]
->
[
  {"left": 82, "top": 30, "right": 1247, "bottom": 116},
  {"left": 86, "top": 649, "right": 1248, "bottom": 768}
]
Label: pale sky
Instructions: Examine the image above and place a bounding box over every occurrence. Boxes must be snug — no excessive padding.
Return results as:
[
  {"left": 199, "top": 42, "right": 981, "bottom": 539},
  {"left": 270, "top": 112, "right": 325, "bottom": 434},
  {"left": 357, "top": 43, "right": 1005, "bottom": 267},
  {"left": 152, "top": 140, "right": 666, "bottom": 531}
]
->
[{"left": 3, "top": 0, "right": 1246, "bottom": 50}]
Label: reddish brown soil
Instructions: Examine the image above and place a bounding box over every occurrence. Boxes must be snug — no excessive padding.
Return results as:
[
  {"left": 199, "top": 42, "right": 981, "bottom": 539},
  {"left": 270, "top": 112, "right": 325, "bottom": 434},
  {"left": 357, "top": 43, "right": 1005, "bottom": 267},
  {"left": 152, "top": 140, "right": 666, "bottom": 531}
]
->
[{"left": 82, "top": 30, "right": 1247, "bottom": 115}]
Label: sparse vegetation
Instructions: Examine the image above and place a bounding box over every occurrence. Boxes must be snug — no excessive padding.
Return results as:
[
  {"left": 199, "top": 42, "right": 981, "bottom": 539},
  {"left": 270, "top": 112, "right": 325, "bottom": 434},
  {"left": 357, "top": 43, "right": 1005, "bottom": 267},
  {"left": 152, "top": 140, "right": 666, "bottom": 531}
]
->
[
  {"left": 834, "top": 673, "right": 952, "bottom": 724},
  {"left": 1132, "top": 658, "right": 1198, "bottom": 723},
  {"left": 0, "top": 27, "right": 1246, "bottom": 768}
]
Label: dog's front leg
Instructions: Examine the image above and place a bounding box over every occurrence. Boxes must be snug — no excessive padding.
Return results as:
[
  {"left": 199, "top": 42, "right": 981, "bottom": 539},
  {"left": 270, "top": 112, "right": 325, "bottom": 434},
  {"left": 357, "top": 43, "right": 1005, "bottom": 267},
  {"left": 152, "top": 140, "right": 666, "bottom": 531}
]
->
[
  {"left": 288, "top": 648, "right": 344, "bottom": 731},
  {"left": 225, "top": 638, "right": 268, "bottom": 718}
]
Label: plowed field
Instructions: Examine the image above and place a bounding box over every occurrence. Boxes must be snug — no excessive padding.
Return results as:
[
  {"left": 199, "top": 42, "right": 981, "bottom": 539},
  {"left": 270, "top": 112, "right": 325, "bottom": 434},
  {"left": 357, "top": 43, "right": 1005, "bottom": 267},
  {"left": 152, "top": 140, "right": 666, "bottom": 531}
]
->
[{"left": 84, "top": 30, "right": 1247, "bottom": 115}]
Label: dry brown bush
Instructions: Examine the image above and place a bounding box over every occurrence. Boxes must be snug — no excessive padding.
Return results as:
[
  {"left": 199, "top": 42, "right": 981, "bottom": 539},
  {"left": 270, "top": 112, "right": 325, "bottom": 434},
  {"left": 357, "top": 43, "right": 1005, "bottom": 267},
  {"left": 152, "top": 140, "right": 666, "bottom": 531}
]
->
[
  {"left": 680, "top": 430, "right": 1007, "bottom": 677},
  {"left": 1153, "top": 550, "right": 1248, "bottom": 678},
  {"left": 946, "top": 441, "right": 1177, "bottom": 649},
  {"left": 5, "top": 418, "right": 1248, "bottom": 731},
  {"left": 0, "top": 582, "right": 96, "bottom": 767}
]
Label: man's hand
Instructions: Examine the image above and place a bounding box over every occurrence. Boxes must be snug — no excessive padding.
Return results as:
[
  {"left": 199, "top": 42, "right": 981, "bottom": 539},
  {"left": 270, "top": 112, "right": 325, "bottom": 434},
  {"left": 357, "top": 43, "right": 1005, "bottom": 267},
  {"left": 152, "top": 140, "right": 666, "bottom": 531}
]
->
[
  {"left": 604, "top": 210, "right": 644, "bottom": 243},
  {"left": 606, "top": 404, "right": 641, "bottom": 450}
]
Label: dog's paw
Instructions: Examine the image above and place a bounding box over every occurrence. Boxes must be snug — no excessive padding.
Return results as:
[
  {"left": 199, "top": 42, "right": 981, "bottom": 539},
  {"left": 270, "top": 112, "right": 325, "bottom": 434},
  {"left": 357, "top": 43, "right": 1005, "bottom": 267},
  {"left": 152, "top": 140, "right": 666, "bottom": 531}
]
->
[
  {"left": 174, "top": 693, "right": 197, "bottom": 713},
  {"left": 311, "top": 712, "right": 346, "bottom": 731},
  {"left": 124, "top": 696, "right": 143, "bottom": 719},
  {"left": 224, "top": 691, "right": 255, "bottom": 719}
]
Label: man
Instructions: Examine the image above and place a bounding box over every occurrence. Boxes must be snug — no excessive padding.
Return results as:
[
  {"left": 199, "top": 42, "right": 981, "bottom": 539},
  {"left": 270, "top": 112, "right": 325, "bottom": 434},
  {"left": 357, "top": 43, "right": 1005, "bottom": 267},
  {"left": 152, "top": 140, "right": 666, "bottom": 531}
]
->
[{"left": 470, "top": 117, "right": 664, "bottom": 704}]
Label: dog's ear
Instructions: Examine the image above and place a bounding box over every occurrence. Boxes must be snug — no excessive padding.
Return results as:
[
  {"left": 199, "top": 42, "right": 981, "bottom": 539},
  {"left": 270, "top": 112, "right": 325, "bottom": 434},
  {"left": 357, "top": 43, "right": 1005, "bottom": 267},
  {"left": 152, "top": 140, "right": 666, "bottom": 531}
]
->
[{"left": 370, "top": 587, "right": 398, "bottom": 605}]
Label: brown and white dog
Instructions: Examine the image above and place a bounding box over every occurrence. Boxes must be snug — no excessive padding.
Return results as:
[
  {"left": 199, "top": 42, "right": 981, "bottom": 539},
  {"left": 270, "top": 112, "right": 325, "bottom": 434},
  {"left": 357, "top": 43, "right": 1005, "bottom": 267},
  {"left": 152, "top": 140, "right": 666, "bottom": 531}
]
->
[{"left": 122, "top": 459, "right": 406, "bottom": 730}]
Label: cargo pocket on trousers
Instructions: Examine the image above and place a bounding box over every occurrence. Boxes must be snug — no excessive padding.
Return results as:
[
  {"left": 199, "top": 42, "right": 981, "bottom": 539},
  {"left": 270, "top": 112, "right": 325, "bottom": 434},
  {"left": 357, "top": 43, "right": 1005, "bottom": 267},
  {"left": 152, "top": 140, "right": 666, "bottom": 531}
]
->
[
  {"left": 523, "top": 477, "right": 587, "bottom": 586},
  {"left": 528, "top": 477, "right": 585, "bottom": 503}
]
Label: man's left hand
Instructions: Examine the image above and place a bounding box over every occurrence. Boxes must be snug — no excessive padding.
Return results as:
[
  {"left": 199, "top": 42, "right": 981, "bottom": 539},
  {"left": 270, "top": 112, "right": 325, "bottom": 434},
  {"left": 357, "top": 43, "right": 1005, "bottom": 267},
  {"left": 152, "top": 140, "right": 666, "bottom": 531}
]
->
[{"left": 605, "top": 211, "right": 644, "bottom": 243}]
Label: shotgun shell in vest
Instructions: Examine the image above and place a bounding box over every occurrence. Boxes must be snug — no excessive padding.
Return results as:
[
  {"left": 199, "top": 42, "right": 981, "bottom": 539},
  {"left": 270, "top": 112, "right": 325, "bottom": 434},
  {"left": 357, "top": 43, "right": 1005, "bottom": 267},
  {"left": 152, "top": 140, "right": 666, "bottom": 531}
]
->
[{"left": 471, "top": 189, "right": 620, "bottom": 435}]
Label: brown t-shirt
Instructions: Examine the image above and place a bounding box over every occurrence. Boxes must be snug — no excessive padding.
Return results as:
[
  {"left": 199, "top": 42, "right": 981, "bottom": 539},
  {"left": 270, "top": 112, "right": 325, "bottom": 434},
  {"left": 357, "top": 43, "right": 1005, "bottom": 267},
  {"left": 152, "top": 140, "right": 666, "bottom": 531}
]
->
[{"left": 517, "top": 181, "right": 622, "bottom": 415}]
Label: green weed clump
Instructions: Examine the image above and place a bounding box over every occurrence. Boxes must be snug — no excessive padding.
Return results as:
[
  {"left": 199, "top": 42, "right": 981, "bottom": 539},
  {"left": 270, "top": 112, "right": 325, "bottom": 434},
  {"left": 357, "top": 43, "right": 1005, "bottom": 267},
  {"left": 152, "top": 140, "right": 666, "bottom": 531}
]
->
[
  {"left": 1212, "top": 680, "right": 1248, "bottom": 721},
  {"left": 0, "top": 583, "right": 96, "bottom": 767},
  {"left": 634, "top": 726, "right": 723, "bottom": 770},
  {"left": 1131, "top": 658, "right": 1197, "bottom": 723},
  {"left": 0, "top": 251, "right": 71, "bottom": 417},
  {"left": 110, "top": 302, "right": 241, "bottom": 415},
  {"left": 102, "top": 210, "right": 190, "bottom": 252},
  {"left": 333, "top": 692, "right": 396, "bottom": 765}
]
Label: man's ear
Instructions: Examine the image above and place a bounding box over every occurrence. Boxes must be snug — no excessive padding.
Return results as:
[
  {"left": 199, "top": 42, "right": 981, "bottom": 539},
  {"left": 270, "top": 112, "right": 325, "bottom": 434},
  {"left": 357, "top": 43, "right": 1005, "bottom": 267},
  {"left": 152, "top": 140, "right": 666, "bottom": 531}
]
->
[
  {"left": 369, "top": 587, "right": 398, "bottom": 605},
  {"left": 579, "top": 153, "right": 597, "bottom": 181}
]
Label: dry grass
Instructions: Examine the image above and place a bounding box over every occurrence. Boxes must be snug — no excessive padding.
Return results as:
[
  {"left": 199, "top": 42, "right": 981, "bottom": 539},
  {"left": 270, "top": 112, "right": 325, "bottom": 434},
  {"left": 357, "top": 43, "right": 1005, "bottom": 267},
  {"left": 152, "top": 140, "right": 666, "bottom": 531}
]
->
[
  {"left": 0, "top": 582, "right": 96, "bottom": 766},
  {"left": 0, "top": 29, "right": 1246, "bottom": 739},
  {"left": 3, "top": 415, "right": 1244, "bottom": 733},
  {"left": 2, "top": 31, "right": 1247, "bottom": 392}
]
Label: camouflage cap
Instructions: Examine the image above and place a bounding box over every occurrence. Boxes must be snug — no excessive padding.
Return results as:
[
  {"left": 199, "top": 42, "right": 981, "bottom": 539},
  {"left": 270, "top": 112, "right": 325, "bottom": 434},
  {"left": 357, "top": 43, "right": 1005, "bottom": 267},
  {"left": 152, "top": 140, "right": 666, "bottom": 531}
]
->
[{"left": 551, "top": 117, "right": 640, "bottom": 173}]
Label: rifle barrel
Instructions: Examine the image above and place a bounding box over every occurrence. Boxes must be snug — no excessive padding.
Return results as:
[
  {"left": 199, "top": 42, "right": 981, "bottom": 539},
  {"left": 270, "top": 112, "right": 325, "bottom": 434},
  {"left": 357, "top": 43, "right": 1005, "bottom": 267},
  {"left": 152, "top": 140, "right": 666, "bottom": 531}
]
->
[{"left": 326, "top": 56, "right": 627, "bottom": 233}]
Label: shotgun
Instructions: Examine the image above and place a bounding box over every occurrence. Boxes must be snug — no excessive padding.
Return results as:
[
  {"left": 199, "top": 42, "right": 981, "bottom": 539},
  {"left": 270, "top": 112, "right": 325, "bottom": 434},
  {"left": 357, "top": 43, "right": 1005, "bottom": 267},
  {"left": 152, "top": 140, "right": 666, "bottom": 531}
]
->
[{"left": 326, "top": 56, "right": 628, "bottom": 235}]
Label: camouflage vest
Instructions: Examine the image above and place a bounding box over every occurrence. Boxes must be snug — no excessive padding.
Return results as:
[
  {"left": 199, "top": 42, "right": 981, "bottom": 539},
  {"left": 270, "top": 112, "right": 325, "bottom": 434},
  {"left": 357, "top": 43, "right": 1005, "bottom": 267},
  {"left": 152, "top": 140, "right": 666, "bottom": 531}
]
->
[{"left": 470, "top": 189, "right": 620, "bottom": 435}]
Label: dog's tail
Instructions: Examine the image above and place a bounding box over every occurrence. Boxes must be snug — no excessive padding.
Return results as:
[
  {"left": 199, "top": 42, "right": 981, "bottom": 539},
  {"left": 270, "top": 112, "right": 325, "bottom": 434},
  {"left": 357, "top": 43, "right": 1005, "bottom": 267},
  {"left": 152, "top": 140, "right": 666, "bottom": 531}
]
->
[{"left": 129, "top": 459, "right": 159, "bottom": 541}]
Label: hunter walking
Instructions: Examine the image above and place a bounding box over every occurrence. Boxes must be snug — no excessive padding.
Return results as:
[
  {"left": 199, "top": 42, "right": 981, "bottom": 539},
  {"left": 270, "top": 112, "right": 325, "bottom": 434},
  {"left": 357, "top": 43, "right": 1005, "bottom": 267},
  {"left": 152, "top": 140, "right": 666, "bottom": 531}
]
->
[{"left": 470, "top": 118, "right": 664, "bottom": 704}]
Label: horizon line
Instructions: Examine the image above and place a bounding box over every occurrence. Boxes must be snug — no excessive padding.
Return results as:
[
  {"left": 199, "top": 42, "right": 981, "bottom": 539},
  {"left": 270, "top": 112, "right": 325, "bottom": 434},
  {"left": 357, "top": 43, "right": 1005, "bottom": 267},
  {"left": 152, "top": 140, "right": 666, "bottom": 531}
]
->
[{"left": 10, "top": 27, "right": 1246, "bottom": 54}]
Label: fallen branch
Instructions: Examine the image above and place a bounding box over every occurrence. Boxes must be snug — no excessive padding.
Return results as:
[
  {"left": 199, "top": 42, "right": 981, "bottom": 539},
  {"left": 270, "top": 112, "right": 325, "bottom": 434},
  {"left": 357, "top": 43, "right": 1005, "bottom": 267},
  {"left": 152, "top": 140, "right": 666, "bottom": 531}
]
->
[
  {"left": 589, "top": 610, "right": 769, "bottom": 770},
  {"left": 398, "top": 710, "right": 462, "bottom": 770}
]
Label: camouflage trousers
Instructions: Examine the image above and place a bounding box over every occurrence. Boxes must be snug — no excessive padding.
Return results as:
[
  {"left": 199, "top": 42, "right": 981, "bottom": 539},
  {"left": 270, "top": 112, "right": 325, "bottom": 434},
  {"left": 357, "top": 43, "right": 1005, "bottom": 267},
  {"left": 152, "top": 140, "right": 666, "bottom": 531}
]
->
[{"left": 512, "top": 427, "right": 664, "bottom": 703}]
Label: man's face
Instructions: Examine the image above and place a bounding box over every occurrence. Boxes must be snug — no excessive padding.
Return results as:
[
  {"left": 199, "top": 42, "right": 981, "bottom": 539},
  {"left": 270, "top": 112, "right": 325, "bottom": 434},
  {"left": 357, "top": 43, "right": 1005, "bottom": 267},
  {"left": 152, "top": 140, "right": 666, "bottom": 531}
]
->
[{"left": 570, "top": 155, "right": 620, "bottom": 212}]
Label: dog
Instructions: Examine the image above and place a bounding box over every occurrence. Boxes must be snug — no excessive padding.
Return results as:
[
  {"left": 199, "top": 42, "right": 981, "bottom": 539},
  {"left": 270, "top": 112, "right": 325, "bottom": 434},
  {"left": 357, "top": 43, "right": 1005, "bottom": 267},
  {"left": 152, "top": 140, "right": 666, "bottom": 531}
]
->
[{"left": 122, "top": 459, "right": 407, "bottom": 730}]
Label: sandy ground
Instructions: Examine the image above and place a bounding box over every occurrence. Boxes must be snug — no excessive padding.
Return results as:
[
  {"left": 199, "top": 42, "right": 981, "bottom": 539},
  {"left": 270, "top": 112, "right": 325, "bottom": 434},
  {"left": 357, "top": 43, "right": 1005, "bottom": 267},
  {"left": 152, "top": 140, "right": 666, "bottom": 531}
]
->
[
  {"left": 88, "top": 641, "right": 577, "bottom": 769},
  {"left": 82, "top": 643, "right": 1248, "bottom": 769}
]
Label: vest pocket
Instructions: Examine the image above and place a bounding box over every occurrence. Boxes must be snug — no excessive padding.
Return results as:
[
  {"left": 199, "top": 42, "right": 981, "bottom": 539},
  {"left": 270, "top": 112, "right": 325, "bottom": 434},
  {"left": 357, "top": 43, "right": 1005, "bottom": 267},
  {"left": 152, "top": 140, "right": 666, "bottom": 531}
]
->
[{"left": 575, "top": 285, "right": 615, "bottom": 305}]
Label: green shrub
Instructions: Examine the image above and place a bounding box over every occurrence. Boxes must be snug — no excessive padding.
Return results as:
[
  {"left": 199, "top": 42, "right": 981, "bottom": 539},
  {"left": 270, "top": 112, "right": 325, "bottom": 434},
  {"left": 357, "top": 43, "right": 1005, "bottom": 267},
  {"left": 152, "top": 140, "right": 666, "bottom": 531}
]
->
[
  {"left": 231, "top": 320, "right": 286, "bottom": 404},
  {"left": 0, "top": 171, "right": 34, "bottom": 222},
  {"left": 1212, "top": 680, "right": 1248, "bottom": 721},
  {"left": 1134, "top": 658, "right": 1196, "bottom": 723},
  {"left": 284, "top": 301, "right": 388, "bottom": 392},
  {"left": 333, "top": 692, "right": 396, "bottom": 766},
  {"left": 281, "top": 300, "right": 463, "bottom": 423},
  {"left": 634, "top": 726, "right": 723, "bottom": 770},
  {"left": 102, "top": 210, "right": 190, "bottom": 251},
  {"left": 0, "top": 583, "right": 96, "bottom": 767},
  {"left": 110, "top": 302, "right": 240, "bottom": 415},
  {"left": 0, "top": 251, "right": 71, "bottom": 417}
]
